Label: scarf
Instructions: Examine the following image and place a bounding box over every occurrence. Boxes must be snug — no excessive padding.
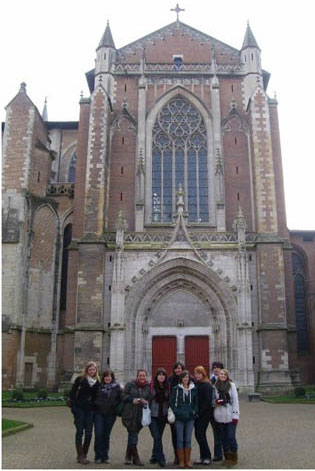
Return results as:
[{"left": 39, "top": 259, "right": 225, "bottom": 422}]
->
[
  {"left": 99, "top": 382, "right": 117, "bottom": 397},
  {"left": 87, "top": 376, "right": 97, "bottom": 387},
  {"left": 215, "top": 379, "right": 231, "bottom": 404},
  {"left": 135, "top": 379, "right": 148, "bottom": 389}
]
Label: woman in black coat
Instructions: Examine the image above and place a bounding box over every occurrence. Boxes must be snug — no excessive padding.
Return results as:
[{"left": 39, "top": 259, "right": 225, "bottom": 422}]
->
[
  {"left": 121, "top": 369, "right": 151, "bottom": 466},
  {"left": 70, "top": 361, "right": 100, "bottom": 465},
  {"left": 193, "top": 365, "right": 214, "bottom": 465},
  {"left": 93, "top": 369, "right": 122, "bottom": 464}
]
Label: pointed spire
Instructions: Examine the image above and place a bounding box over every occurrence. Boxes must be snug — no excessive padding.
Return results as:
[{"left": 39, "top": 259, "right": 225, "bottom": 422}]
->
[
  {"left": 19, "top": 82, "right": 27, "bottom": 94},
  {"left": 98, "top": 20, "right": 115, "bottom": 49},
  {"left": 42, "top": 97, "right": 48, "bottom": 121},
  {"left": 241, "top": 22, "right": 260, "bottom": 51}
]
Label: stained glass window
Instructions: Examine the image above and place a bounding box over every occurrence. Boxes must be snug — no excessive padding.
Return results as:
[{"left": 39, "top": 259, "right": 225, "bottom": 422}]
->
[
  {"left": 152, "top": 98, "right": 209, "bottom": 223},
  {"left": 292, "top": 252, "right": 309, "bottom": 352},
  {"left": 68, "top": 152, "right": 77, "bottom": 183}
]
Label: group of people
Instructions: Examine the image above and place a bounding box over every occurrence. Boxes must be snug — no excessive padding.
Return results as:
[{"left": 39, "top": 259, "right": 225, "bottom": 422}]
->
[{"left": 69, "top": 360, "right": 239, "bottom": 468}]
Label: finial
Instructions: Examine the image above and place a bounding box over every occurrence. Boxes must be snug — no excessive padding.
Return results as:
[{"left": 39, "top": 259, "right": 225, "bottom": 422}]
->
[
  {"left": 80, "top": 90, "right": 83, "bottom": 98},
  {"left": 20, "top": 82, "right": 27, "bottom": 93},
  {"left": 274, "top": 91, "right": 277, "bottom": 100},
  {"left": 42, "top": 96, "right": 48, "bottom": 121},
  {"left": 170, "top": 3, "right": 185, "bottom": 22},
  {"left": 107, "top": 19, "right": 110, "bottom": 26},
  {"left": 247, "top": 19, "right": 250, "bottom": 27}
]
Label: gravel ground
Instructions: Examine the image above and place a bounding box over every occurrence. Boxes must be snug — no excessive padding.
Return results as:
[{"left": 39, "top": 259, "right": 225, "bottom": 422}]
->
[{"left": 2, "top": 400, "right": 315, "bottom": 469}]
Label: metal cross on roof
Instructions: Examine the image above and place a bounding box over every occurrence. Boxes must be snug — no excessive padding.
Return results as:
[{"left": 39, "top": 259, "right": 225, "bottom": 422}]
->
[{"left": 170, "top": 3, "right": 185, "bottom": 22}]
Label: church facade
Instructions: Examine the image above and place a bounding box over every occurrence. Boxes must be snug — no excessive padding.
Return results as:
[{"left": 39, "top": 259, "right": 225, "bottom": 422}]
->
[{"left": 2, "top": 18, "right": 315, "bottom": 392}]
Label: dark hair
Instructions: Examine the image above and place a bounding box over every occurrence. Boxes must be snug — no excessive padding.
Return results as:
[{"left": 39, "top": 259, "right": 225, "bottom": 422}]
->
[
  {"left": 212, "top": 361, "right": 224, "bottom": 370},
  {"left": 102, "top": 369, "right": 115, "bottom": 382},
  {"left": 179, "top": 370, "right": 190, "bottom": 384},
  {"left": 153, "top": 368, "right": 168, "bottom": 389},
  {"left": 172, "top": 361, "right": 185, "bottom": 375},
  {"left": 137, "top": 369, "right": 147, "bottom": 377}
]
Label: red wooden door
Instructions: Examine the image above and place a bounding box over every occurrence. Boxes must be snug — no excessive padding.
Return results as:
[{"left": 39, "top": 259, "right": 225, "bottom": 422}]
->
[
  {"left": 185, "top": 336, "right": 210, "bottom": 376},
  {"left": 152, "top": 336, "right": 177, "bottom": 377}
]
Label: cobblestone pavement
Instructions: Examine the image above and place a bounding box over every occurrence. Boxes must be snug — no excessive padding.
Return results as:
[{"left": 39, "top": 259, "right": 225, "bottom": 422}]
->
[{"left": 2, "top": 400, "right": 315, "bottom": 469}]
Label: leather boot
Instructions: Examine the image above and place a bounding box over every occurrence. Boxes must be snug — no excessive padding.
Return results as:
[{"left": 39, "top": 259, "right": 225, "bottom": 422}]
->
[
  {"left": 229, "top": 452, "right": 238, "bottom": 465},
  {"left": 79, "top": 443, "right": 89, "bottom": 465},
  {"left": 76, "top": 444, "right": 82, "bottom": 463},
  {"left": 125, "top": 445, "right": 132, "bottom": 465},
  {"left": 132, "top": 446, "right": 144, "bottom": 466},
  {"left": 184, "top": 448, "right": 192, "bottom": 468},
  {"left": 177, "top": 449, "right": 185, "bottom": 468},
  {"left": 223, "top": 451, "right": 232, "bottom": 466}
]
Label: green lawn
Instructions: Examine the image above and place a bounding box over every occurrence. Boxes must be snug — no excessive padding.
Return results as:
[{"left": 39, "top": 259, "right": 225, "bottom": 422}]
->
[
  {"left": 262, "top": 385, "right": 315, "bottom": 404},
  {"left": 2, "top": 390, "right": 67, "bottom": 407},
  {"left": 2, "top": 418, "right": 33, "bottom": 436}
]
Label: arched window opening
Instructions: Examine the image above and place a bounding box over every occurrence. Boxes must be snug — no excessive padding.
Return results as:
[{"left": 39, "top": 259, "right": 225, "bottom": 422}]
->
[
  {"left": 59, "top": 224, "right": 72, "bottom": 328},
  {"left": 292, "top": 252, "right": 309, "bottom": 352},
  {"left": 152, "top": 97, "right": 209, "bottom": 223},
  {"left": 68, "top": 153, "right": 77, "bottom": 183}
]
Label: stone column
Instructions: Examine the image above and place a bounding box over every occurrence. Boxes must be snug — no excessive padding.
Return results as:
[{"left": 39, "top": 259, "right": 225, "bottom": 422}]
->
[
  {"left": 109, "top": 212, "right": 127, "bottom": 380},
  {"left": 233, "top": 208, "right": 254, "bottom": 391},
  {"left": 135, "top": 59, "right": 147, "bottom": 232},
  {"left": 211, "top": 48, "right": 225, "bottom": 231}
]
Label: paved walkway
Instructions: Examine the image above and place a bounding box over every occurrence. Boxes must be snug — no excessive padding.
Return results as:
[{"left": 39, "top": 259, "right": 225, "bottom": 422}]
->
[{"left": 2, "top": 400, "right": 315, "bottom": 469}]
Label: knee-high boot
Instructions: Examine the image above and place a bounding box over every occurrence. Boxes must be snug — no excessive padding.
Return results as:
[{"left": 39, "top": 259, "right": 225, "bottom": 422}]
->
[
  {"left": 125, "top": 444, "right": 132, "bottom": 465},
  {"left": 184, "top": 448, "right": 192, "bottom": 468},
  {"left": 177, "top": 449, "right": 185, "bottom": 468},
  {"left": 131, "top": 446, "right": 144, "bottom": 466}
]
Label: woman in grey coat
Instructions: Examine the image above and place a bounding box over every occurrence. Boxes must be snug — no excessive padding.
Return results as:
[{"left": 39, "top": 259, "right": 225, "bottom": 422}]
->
[{"left": 121, "top": 369, "right": 151, "bottom": 466}]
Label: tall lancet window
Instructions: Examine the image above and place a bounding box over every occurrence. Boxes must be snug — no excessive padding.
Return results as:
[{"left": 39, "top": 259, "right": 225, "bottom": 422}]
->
[
  {"left": 152, "top": 98, "right": 209, "bottom": 223},
  {"left": 292, "top": 251, "right": 309, "bottom": 352},
  {"left": 68, "top": 152, "right": 77, "bottom": 183}
]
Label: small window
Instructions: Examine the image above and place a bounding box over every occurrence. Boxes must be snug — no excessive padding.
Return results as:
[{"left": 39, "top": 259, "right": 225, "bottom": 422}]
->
[
  {"left": 237, "top": 192, "right": 240, "bottom": 201},
  {"left": 120, "top": 192, "right": 123, "bottom": 201},
  {"left": 104, "top": 53, "right": 106, "bottom": 60},
  {"left": 236, "top": 166, "right": 239, "bottom": 175},
  {"left": 124, "top": 84, "right": 127, "bottom": 92},
  {"left": 231, "top": 84, "right": 234, "bottom": 92},
  {"left": 37, "top": 171, "right": 40, "bottom": 182},
  {"left": 235, "top": 137, "right": 237, "bottom": 145},
  {"left": 122, "top": 137, "right": 125, "bottom": 145},
  {"left": 121, "top": 166, "right": 124, "bottom": 175},
  {"left": 173, "top": 55, "right": 183, "bottom": 70}
]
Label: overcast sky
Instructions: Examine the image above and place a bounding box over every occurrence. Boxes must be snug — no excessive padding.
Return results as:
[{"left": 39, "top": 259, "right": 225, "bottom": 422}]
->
[{"left": 2, "top": 0, "right": 314, "bottom": 231}]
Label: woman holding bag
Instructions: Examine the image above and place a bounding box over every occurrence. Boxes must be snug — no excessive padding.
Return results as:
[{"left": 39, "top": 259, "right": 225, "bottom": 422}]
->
[
  {"left": 170, "top": 370, "right": 198, "bottom": 468},
  {"left": 213, "top": 369, "right": 239, "bottom": 466},
  {"left": 149, "top": 368, "right": 170, "bottom": 467},
  {"left": 121, "top": 369, "right": 151, "bottom": 466}
]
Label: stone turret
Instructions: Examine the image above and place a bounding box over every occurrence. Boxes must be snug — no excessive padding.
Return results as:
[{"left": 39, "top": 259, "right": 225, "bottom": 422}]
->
[
  {"left": 241, "top": 22, "right": 263, "bottom": 107},
  {"left": 95, "top": 21, "right": 116, "bottom": 77}
]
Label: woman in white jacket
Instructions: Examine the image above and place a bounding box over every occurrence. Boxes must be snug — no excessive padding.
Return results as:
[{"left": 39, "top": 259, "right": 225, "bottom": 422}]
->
[{"left": 213, "top": 369, "right": 239, "bottom": 465}]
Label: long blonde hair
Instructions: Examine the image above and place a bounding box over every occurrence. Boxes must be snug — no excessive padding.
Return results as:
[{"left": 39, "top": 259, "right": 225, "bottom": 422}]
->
[
  {"left": 82, "top": 361, "right": 100, "bottom": 382},
  {"left": 194, "top": 365, "right": 210, "bottom": 383}
]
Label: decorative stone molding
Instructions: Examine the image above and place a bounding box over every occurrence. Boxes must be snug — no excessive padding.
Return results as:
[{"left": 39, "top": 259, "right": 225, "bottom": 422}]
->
[{"left": 47, "top": 183, "right": 74, "bottom": 197}]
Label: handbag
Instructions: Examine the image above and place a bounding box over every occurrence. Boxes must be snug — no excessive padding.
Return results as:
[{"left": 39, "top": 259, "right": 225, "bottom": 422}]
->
[
  {"left": 167, "top": 406, "right": 175, "bottom": 424},
  {"left": 141, "top": 405, "right": 151, "bottom": 426}
]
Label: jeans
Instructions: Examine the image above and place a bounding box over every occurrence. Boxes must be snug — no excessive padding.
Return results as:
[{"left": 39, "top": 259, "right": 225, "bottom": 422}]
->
[
  {"left": 72, "top": 406, "right": 94, "bottom": 449},
  {"left": 175, "top": 419, "right": 194, "bottom": 449},
  {"left": 94, "top": 413, "right": 116, "bottom": 460},
  {"left": 170, "top": 422, "right": 177, "bottom": 457},
  {"left": 210, "top": 417, "right": 223, "bottom": 459},
  {"left": 218, "top": 422, "right": 238, "bottom": 453},
  {"left": 194, "top": 414, "right": 212, "bottom": 460},
  {"left": 127, "top": 430, "right": 139, "bottom": 447},
  {"left": 149, "top": 417, "right": 167, "bottom": 463}
]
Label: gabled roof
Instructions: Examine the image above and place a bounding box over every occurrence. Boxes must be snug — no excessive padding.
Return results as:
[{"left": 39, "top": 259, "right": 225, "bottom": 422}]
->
[{"left": 118, "top": 20, "right": 240, "bottom": 55}]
